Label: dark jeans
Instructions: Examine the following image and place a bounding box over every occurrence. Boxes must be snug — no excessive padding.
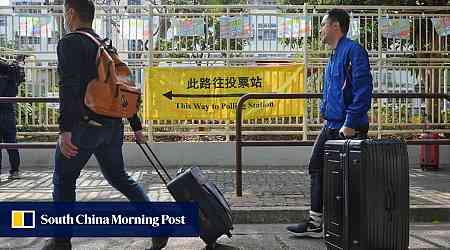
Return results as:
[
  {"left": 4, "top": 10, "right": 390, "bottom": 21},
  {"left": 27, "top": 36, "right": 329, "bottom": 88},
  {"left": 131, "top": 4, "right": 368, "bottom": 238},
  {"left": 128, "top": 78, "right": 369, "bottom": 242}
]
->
[
  {"left": 53, "top": 119, "right": 150, "bottom": 243},
  {"left": 0, "top": 112, "right": 20, "bottom": 174},
  {"left": 53, "top": 119, "right": 149, "bottom": 202},
  {"left": 308, "top": 124, "right": 368, "bottom": 213}
]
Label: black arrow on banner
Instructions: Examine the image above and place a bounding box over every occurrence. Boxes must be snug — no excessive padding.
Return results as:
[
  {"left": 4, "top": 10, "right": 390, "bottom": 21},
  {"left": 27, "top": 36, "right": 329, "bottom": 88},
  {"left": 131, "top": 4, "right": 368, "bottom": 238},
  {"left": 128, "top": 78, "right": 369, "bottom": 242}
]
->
[{"left": 163, "top": 91, "right": 245, "bottom": 100}]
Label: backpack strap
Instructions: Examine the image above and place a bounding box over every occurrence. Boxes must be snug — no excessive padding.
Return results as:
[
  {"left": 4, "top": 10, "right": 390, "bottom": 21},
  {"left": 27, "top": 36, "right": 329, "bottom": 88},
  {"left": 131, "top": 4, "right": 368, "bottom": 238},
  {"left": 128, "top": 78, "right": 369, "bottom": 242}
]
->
[
  {"left": 73, "top": 31, "right": 114, "bottom": 83},
  {"left": 74, "top": 30, "right": 102, "bottom": 47},
  {"left": 73, "top": 30, "right": 131, "bottom": 86}
]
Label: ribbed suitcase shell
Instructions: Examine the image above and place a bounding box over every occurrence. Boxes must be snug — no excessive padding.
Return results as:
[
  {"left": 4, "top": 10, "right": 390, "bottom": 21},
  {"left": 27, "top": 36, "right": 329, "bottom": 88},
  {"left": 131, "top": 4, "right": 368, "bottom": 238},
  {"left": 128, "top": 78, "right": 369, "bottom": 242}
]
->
[{"left": 324, "top": 139, "right": 409, "bottom": 250}]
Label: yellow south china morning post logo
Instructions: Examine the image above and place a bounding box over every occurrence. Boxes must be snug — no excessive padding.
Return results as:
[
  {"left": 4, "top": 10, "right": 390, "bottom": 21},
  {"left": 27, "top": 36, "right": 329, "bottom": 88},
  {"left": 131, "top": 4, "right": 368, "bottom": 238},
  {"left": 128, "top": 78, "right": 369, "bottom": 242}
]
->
[{"left": 11, "top": 210, "right": 35, "bottom": 229}]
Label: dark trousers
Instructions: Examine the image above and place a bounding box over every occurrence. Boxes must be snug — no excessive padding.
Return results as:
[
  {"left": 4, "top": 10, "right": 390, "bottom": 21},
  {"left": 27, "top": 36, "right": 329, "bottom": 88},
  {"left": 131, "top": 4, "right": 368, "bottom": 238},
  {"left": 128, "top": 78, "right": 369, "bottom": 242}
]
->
[
  {"left": 0, "top": 112, "right": 20, "bottom": 174},
  {"left": 308, "top": 124, "right": 368, "bottom": 213},
  {"left": 53, "top": 120, "right": 150, "bottom": 242},
  {"left": 53, "top": 120, "right": 149, "bottom": 202}
]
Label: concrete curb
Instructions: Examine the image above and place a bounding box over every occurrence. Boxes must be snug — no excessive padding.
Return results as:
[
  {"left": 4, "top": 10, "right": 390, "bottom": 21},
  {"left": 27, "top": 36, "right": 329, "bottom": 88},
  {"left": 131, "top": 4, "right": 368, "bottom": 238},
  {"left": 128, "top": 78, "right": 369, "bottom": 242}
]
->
[{"left": 231, "top": 205, "right": 450, "bottom": 224}]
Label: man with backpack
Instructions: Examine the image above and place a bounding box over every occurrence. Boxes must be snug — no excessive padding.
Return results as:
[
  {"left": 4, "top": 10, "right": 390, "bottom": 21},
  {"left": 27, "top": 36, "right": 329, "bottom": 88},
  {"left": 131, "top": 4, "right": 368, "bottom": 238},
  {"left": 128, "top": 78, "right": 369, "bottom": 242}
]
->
[
  {"left": 41, "top": 1, "right": 168, "bottom": 249},
  {"left": 286, "top": 8, "right": 373, "bottom": 238}
]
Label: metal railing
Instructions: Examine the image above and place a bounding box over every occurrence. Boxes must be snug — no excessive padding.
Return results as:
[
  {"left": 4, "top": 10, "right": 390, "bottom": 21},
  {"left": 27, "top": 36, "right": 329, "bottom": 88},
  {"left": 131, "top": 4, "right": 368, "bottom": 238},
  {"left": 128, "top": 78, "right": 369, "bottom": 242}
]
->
[
  {"left": 1, "top": 92, "right": 450, "bottom": 197},
  {"left": 234, "top": 92, "right": 450, "bottom": 196},
  {"left": 1, "top": 4, "right": 449, "bottom": 140}
]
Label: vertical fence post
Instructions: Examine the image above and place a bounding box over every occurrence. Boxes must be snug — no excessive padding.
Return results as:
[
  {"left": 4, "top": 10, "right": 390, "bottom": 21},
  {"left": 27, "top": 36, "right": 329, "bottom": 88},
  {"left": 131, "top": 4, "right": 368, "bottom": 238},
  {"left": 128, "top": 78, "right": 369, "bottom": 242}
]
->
[
  {"left": 225, "top": 120, "right": 231, "bottom": 142},
  {"left": 147, "top": 3, "right": 154, "bottom": 143},
  {"left": 302, "top": 3, "right": 309, "bottom": 141},
  {"left": 445, "top": 69, "right": 448, "bottom": 124},
  {"left": 226, "top": 7, "right": 230, "bottom": 66},
  {"left": 106, "top": 4, "right": 112, "bottom": 39},
  {"left": 236, "top": 97, "right": 243, "bottom": 197},
  {"left": 377, "top": 7, "right": 382, "bottom": 139}
]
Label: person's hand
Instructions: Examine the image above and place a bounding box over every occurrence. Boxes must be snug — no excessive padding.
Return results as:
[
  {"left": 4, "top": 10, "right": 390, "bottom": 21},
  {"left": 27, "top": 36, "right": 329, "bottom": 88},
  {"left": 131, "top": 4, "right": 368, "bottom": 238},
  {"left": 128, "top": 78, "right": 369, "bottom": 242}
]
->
[
  {"left": 339, "top": 126, "right": 355, "bottom": 138},
  {"left": 134, "top": 130, "right": 147, "bottom": 144},
  {"left": 58, "top": 132, "right": 79, "bottom": 158}
]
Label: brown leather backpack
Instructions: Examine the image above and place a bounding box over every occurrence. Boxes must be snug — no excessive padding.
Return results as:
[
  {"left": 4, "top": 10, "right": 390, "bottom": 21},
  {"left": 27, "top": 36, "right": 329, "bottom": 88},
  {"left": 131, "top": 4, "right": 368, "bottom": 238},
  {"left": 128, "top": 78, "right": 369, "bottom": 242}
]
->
[{"left": 76, "top": 31, "right": 141, "bottom": 119}]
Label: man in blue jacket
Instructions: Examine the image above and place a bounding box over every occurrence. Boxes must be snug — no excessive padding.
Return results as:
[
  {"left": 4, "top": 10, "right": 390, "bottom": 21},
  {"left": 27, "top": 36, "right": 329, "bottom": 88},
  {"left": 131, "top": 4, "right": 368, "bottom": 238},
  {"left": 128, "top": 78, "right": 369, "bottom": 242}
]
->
[{"left": 287, "top": 8, "right": 373, "bottom": 238}]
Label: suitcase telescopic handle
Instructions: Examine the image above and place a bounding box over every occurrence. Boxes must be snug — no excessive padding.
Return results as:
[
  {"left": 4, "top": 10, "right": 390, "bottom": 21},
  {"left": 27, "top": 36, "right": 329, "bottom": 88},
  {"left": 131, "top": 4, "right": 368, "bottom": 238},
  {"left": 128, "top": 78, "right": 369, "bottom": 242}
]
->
[{"left": 136, "top": 141, "right": 172, "bottom": 185}]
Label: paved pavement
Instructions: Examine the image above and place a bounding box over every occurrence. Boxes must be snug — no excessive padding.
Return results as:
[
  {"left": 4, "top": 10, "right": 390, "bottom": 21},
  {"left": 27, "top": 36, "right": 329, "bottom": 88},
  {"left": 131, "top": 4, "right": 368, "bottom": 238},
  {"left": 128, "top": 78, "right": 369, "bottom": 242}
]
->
[
  {"left": 0, "top": 165, "right": 449, "bottom": 249},
  {"left": 0, "top": 223, "right": 449, "bottom": 249},
  {"left": 0, "top": 165, "right": 449, "bottom": 208}
]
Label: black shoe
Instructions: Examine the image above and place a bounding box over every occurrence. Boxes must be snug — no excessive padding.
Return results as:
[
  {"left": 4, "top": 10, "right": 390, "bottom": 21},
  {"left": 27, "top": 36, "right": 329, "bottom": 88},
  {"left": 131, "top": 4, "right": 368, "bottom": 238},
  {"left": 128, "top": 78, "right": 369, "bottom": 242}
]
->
[
  {"left": 8, "top": 171, "right": 20, "bottom": 180},
  {"left": 41, "top": 238, "right": 72, "bottom": 250},
  {"left": 146, "top": 237, "right": 169, "bottom": 250},
  {"left": 286, "top": 218, "right": 323, "bottom": 238}
]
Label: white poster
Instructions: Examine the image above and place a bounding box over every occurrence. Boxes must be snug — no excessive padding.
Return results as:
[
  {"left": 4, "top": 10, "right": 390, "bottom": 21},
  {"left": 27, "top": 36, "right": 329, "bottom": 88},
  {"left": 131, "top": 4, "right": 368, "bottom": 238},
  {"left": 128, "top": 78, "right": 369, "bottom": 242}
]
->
[
  {"left": 379, "top": 17, "right": 410, "bottom": 40},
  {"left": 431, "top": 17, "right": 450, "bottom": 36},
  {"left": 219, "top": 16, "right": 252, "bottom": 39},
  {"left": 277, "top": 16, "right": 311, "bottom": 38},
  {"left": 170, "top": 18, "right": 204, "bottom": 37}
]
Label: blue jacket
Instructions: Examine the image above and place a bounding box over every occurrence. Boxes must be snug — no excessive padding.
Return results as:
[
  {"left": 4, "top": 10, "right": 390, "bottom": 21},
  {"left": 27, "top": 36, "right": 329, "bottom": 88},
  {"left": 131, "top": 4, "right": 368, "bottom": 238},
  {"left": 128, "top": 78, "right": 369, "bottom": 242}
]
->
[{"left": 320, "top": 37, "right": 373, "bottom": 129}]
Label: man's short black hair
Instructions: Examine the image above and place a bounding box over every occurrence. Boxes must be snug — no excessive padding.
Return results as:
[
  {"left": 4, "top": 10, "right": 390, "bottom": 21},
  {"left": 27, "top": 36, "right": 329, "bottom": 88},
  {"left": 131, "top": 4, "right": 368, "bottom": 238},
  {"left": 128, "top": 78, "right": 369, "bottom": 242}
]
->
[
  {"left": 64, "top": 0, "right": 95, "bottom": 24},
  {"left": 327, "top": 8, "right": 350, "bottom": 35}
]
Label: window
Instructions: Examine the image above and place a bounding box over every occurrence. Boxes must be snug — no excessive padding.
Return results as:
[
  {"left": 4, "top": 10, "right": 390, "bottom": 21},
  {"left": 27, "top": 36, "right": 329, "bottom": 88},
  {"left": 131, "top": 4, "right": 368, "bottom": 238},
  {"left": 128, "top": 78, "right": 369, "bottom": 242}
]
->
[
  {"left": 19, "top": 36, "right": 41, "bottom": 45},
  {"left": 47, "top": 37, "right": 58, "bottom": 45},
  {"left": 13, "top": 1, "right": 41, "bottom": 14},
  {"left": 386, "top": 72, "right": 393, "bottom": 88},
  {"left": 127, "top": 0, "right": 142, "bottom": 14},
  {"left": 13, "top": 1, "right": 44, "bottom": 47},
  {"left": 257, "top": 23, "right": 276, "bottom": 28},
  {"left": 257, "top": 29, "right": 276, "bottom": 40},
  {"left": 0, "top": 17, "right": 6, "bottom": 42},
  {"left": 128, "top": 39, "right": 144, "bottom": 59},
  {"left": 256, "top": 20, "right": 277, "bottom": 41},
  {"left": 262, "top": 0, "right": 277, "bottom": 4}
]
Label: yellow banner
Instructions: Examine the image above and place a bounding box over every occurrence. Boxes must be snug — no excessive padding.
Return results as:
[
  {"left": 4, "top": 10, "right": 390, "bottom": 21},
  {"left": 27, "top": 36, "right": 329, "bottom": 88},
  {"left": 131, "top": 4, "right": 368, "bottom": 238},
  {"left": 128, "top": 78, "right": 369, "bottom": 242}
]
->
[{"left": 143, "top": 64, "right": 304, "bottom": 120}]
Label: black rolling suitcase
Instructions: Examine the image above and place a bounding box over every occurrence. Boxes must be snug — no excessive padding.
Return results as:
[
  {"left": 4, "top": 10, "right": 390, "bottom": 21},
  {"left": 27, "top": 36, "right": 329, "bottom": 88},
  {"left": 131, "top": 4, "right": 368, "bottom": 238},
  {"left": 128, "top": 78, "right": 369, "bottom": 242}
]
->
[
  {"left": 323, "top": 139, "right": 409, "bottom": 250},
  {"left": 137, "top": 142, "right": 233, "bottom": 248}
]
